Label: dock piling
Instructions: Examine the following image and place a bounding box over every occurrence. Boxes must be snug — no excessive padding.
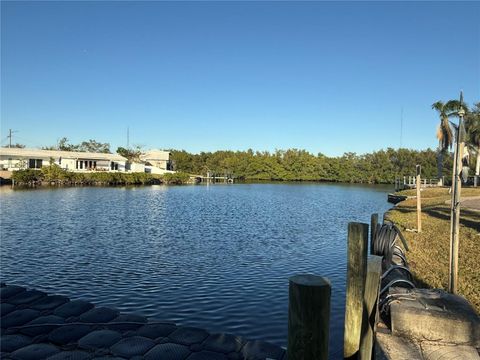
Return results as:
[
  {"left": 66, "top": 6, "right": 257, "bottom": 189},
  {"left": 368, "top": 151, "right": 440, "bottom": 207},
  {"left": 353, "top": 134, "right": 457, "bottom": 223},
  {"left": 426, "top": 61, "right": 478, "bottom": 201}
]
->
[
  {"left": 343, "top": 222, "right": 369, "bottom": 359},
  {"left": 287, "top": 274, "right": 331, "bottom": 360},
  {"left": 359, "top": 255, "right": 383, "bottom": 360}
]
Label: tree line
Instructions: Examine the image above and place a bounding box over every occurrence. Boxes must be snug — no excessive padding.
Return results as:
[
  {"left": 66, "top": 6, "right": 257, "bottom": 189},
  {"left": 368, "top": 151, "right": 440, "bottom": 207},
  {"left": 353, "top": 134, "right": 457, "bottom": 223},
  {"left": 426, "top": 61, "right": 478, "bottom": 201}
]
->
[
  {"left": 170, "top": 98, "right": 478, "bottom": 184},
  {"left": 42, "top": 137, "right": 111, "bottom": 153},
  {"left": 5, "top": 98, "right": 478, "bottom": 185},
  {"left": 170, "top": 148, "right": 455, "bottom": 184}
]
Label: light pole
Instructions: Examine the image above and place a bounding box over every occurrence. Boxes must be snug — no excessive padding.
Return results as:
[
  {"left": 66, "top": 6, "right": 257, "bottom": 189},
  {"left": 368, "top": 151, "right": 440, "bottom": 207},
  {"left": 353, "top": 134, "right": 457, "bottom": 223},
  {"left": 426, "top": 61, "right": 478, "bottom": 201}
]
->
[{"left": 448, "top": 91, "right": 466, "bottom": 294}]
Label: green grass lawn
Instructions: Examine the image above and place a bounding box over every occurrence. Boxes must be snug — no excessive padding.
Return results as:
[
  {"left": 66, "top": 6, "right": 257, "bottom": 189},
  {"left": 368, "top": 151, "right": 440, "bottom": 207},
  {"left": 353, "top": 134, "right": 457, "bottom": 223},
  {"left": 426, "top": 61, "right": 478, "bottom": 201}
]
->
[{"left": 385, "top": 187, "right": 480, "bottom": 313}]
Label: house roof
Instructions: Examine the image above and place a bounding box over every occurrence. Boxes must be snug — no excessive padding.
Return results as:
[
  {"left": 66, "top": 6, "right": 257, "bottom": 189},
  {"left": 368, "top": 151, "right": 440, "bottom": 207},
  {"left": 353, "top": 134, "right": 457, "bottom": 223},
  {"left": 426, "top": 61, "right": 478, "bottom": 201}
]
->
[
  {"left": 140, "top": 149, "right": 171, "bottom": 161},
  {"left": 0, "top": 147, "right": 127, "bottom": 161}
]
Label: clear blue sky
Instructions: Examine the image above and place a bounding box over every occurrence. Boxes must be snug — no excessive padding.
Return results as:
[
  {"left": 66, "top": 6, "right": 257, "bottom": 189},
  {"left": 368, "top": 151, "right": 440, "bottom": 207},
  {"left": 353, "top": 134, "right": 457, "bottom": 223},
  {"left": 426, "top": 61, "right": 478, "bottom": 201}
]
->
[{"left": 1, "top": 1, "right": 479, "bottom": 156}]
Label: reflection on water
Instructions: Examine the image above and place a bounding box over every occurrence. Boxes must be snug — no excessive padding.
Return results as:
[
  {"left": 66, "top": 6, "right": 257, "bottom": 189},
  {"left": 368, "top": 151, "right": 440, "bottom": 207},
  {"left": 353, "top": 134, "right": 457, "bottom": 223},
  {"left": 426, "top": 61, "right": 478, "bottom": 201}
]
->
[{"left": 0, "top": 183, "right": 392, "bottom": 358}]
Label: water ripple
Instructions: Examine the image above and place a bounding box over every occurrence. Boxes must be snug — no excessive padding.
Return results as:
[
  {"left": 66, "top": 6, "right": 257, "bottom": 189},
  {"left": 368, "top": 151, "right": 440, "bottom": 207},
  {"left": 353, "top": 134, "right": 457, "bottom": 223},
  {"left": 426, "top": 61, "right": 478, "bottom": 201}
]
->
[{"left": 0, "top": 183, "right": 392, "bottom": 358}]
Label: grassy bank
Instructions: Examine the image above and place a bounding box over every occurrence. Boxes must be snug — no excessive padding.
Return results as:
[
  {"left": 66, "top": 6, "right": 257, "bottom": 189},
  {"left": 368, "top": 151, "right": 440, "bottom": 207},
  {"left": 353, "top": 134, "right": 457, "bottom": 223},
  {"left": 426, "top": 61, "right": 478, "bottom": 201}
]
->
[
  {"left": 385, "top": 187, "right": 480, "bottom": 312},
  {"left": 11, "top": 166, "right": 191, "bottom": 186}
]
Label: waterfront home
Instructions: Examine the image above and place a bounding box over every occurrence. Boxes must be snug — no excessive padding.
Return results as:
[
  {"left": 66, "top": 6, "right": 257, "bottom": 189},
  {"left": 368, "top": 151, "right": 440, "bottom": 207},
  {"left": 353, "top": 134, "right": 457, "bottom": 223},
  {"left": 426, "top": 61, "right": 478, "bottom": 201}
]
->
[
  {"left": 140, "top": 149, "right": 174, "bottom": 173},
  {"left": 0, "top": 147, "right": 127, "bottom": 172}
]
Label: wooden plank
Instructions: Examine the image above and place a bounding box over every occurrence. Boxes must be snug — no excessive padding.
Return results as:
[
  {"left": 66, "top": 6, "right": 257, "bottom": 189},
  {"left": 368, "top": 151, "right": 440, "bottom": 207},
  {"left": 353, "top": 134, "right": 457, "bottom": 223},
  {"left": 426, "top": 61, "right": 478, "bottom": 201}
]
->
[
  {"left": 287, "top": 274, "right": 331, "bottom": 360},
  {"left": 359, "top": 256, "right": 382, "bottom": 360},
  {"left": 343, "top": 222, "right": 369, "bottom": 359}
]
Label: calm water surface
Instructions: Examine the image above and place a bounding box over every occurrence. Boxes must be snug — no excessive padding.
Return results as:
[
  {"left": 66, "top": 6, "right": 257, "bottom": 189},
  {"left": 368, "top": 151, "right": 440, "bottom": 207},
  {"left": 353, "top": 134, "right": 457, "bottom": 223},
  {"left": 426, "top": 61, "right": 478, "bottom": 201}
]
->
[{"left": 0, "top": 183, "right": 392, "bottom": 357}]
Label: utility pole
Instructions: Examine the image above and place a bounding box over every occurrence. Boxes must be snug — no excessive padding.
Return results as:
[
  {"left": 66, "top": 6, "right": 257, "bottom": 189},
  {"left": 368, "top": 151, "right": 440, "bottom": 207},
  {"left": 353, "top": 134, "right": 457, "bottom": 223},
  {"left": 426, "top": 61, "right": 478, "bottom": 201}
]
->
[
  {"left": 448, "top": 91, "right": 466, "bottom": 294},
  {"left": 7, "top": 129, "right": 18, "bottom": 148}
]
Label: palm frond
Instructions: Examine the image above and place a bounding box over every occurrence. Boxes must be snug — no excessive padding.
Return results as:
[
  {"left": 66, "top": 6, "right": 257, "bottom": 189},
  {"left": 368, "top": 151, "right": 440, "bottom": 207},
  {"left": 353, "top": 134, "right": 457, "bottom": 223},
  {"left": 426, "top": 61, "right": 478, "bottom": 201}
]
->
[
  {"left": 431, "top": 101, "right": 445, "bottom": 113},
  {"left": 445, "top": 99, "right": 466, "bottom": 117}
]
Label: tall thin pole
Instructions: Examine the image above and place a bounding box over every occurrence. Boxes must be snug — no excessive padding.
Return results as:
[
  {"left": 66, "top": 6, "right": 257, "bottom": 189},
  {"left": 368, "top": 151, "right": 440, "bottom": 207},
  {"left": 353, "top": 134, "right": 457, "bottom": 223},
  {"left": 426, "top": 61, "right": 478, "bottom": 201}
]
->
[
  {"left": 416, "top": 165, "right": 422, "bottom": 233},
  {"left": 127, "top": 127, "right": 130, "bottom": 148},
  {"left": 400, "top": 107, "right": 403, "bottom": 149},
  {"left": 7, "top": 129, "right": 17, "bottom": 148},
  {"left": 448, "top": 92, "right": 465, "bottom": 294}
]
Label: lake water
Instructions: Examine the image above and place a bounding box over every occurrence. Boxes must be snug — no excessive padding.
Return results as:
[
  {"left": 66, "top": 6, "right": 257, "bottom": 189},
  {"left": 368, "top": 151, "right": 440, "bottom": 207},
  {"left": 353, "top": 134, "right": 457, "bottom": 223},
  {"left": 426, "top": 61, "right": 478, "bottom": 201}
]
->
[{"left": 0, "top": 183, "right": 392, "bottom": 357}]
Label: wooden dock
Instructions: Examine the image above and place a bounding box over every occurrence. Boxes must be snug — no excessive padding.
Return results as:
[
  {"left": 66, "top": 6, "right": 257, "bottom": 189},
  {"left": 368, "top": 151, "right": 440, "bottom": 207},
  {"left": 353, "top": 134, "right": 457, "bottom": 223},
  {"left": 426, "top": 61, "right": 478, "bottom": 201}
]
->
[
  {"left": 394, "top": 176, "right": 442, "bottom": 191},
  {"left": 190, "top": 172, "right": 235, "bottom": 184},
  {"left": 0, "top": 283, "right": 285, "bottom": 360}
]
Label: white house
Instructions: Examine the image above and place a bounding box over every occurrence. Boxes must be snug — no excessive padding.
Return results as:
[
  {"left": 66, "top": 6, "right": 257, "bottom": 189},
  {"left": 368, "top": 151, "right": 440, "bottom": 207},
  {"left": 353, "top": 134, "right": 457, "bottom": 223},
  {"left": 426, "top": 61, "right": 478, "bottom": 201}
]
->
[
  {"left": 139, "top": 149, "right": 174, "bottom": 174},
  {"left": 0, "top": 148, "right": 128, "bottom": 172}
]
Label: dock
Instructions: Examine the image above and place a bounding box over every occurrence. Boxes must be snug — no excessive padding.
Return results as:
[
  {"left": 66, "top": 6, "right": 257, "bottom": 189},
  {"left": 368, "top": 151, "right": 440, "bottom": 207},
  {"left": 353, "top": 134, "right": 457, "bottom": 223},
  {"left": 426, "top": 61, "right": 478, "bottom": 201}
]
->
[
  {"left": 190, "top": 172, "right": 235, "bottom": 184},
  {"left": 394, "top": 176, "right": 442, "bottom": 191},
  {"left": 1, "top": 283, "right": 286, "bottom": 360}
]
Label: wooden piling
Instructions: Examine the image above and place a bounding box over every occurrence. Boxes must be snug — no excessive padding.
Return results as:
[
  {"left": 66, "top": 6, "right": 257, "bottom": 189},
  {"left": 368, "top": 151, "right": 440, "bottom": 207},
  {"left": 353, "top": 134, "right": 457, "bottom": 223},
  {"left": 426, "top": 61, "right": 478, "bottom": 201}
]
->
[
  {"left": 359, "top": 256, "right": 383, "bottom": 360},
  {"left": 416, "top": 165, "right": 422, "bottom": 233},
  {"left": 344, "top": 222, "right": 369, "bottom": 359},
  {"left": 287, "top": 274, "right": 331, "bottom": 360},
  {"left": 370, "top": 214, "right": 378, "bottom": 255}
]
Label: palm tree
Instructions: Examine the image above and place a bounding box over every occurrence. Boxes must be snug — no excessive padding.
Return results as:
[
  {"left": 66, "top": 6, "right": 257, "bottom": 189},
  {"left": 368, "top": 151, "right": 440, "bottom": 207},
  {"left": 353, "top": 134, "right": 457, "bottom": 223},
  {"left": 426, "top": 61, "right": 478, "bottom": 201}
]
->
[
  {"left": 465, "top": 102, "right": 480, "bottom": 177},
  {"left": 432, "top": 100, "right": 462, "bottom": 180}
]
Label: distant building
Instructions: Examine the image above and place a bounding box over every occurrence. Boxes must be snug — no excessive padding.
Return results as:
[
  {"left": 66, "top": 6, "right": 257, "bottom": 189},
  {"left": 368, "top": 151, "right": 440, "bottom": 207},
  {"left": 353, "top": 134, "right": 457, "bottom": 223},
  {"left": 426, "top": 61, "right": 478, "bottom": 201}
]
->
[
  {"left": 139, "top": 150, "right": 174, "bottom": 174},
  {"left": 0, "top": 148, "right": 127, "bottom": 172}
]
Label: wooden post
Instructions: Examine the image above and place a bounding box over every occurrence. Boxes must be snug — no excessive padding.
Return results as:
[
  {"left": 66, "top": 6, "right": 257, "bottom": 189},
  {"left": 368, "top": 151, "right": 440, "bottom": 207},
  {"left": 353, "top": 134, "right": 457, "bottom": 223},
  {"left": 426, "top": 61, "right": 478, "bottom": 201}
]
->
[
  {"left": 448, "top": 94, "right": 466, "bottom": 294},
  {"left": 370, "top": 214, "right": 378, "bottom": 255},
  {"left": 359, "top": 256, "right": 382, "bottom": 360},
  {"left": 344, "top": 222, "right": 369, "bottom": 359},
  {"left": 287, "top": 274, "right": 331, "bottom": 360},
  {"left": 416, "top": 165, "right": 422, "bottom": 233},
  {"left": 449, "top": 141, "right": 465, "bottom": 294}
]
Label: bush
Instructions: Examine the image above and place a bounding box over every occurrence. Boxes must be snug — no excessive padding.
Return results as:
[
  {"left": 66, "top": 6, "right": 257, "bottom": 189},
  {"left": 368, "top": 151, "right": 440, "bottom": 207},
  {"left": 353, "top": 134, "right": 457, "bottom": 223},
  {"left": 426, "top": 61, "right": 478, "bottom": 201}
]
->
[
  {"left": 160, "top": 172, "right": 190, "bottom": 184},
  {"left": 42, "top": 164, "right": 68, "bottom": 183},
  {"left": 12, "top": 169, "right": 42, "bottom": 185},
  {"left": 11, "top": 168, "right": 191, "bottom": 187}
]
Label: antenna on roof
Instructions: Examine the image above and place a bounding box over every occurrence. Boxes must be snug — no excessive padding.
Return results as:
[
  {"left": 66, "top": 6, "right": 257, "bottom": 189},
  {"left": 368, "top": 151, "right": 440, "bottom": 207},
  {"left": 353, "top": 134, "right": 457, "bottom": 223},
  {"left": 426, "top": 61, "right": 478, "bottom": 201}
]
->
[{"left": 127, "top": 127, "right": 130, "bottom": 148}]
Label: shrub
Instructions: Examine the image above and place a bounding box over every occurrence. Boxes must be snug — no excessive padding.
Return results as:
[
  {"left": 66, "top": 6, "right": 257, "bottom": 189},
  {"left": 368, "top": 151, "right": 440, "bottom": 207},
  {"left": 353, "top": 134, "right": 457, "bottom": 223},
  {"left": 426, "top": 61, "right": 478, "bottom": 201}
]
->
[
  {"left": 12, "top": 169, "right": 42, "bottom": 185},
  {"left": 161, "top": 172, "right": 190, "bottom": 184}
]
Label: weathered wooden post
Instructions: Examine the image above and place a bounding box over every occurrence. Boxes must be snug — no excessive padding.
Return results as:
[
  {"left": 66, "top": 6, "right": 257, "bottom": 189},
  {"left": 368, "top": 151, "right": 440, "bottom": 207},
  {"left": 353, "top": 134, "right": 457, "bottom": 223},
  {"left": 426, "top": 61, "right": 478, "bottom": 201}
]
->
[
  {"left": 287, "top": 274, "right": 331, "bottom": 360},
  {"left": 449, "top": 92, "right": 466, "bottom": 294},
  {"left": 370, "top": 214, "right": 378, "bottom": 255},
  {"left": 344, "top": 222, "right": 368, "bottom": 359},
  {"left": 416, "top": 165, "right": 422, "bottom": 233},
  {"left": 359, "top": 256, "right": 383, "bottom": 360}
]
